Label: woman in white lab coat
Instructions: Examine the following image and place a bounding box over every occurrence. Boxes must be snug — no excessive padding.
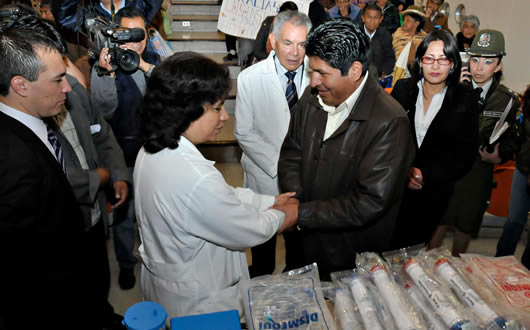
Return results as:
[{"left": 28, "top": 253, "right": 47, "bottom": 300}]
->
[{"left": 134, "top": 52, "right": 298, "bottom": 320}]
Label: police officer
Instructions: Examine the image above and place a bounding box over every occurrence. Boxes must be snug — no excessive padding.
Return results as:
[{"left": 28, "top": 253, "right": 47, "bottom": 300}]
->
[{"left": 430, "top": 29, "right": 521, "bottom": 256}]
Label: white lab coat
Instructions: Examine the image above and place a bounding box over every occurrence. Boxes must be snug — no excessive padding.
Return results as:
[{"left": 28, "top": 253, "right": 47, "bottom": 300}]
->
[
  {"left": 133, "top": 137, "right": 284, "bottom": 319},
  {"left": 235, "top": 51, "right": 311, "bottom": 195}
]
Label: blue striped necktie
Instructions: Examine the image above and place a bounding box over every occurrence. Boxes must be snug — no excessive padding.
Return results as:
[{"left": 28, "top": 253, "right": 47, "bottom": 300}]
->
[
  {"left": 285, "top": 71, "right": 298, "bottom": 111},
  {"left": 46, "top": 124, "right": 66, "bottom": 174}
]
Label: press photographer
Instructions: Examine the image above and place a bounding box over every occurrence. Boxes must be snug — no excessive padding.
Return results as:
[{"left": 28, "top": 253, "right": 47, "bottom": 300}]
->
[
  {"left": 51, "top": 0, "right": 162, "bottom": 35},
  {"left": 87, "top": 17, "right": 146, "bottom": 74},
  {"left": 90, "top": 6, "right": 161, "bottom": 290}
]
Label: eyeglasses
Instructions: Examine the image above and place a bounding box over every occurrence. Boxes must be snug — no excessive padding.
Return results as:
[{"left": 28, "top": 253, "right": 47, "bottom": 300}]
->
[{"left": 421, "top": 56, "right": 452, "bottom": 66}]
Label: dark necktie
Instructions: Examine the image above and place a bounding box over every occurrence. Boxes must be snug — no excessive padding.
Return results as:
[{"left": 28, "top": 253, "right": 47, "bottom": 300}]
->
[
  {"left": 475, "top": 87, "right": 485, "bottom": 107},
  {"left": 46, "top": 124, "right": 66, "bottom": 174},
  {"left": 285, "top": 71, "right": 298, "bottom": 111}
]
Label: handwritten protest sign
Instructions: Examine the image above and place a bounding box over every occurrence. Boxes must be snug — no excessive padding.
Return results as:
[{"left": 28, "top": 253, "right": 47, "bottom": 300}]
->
[{"left": 217, "top": 0, "right": 311, "bottom": 40}]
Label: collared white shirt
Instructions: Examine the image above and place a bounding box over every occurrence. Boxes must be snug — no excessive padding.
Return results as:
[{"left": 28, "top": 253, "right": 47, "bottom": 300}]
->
[
  {"left": 134, "top": 136, "right": 284, "bottom": 318},
  {"left": 0, "top": 101, "right": 57, "bottom": 159},
  {"left": 364, "top": 26, "right": 376, "bottom": 40},
  {"left": 472, "top": 78, "right": 493, "bottom": 100},
  {"left": 415, "top": 79, "right": 448, "bottom": 147},
  {"left": 99, "top": 0, "right": 125, "bottom": 15},
  {"left": 274, "top": 54, "right": 305, "bottom": 97},
  {"left": 319, "top": 71, "right": 370, "bottom": 141}
]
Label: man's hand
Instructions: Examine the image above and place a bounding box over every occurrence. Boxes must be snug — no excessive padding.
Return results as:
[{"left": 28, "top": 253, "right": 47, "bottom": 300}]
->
[
  {"left": 479, "top": 143, "right": 502, "bottom": 164},
  {"left": 112, "top": 181, "right": 129, "bottom": 209},
  {"left": 273, "top": 197, "right": 299, "bottom": 234},
  {"left": 408, "top": 167, "right": 424, "bottom": 190},
  {"left": 96, "top": 167, "right": 111, "bottom": 186},
  {"left": 98, "top": 48, "right": 115, "bottom": 78}
]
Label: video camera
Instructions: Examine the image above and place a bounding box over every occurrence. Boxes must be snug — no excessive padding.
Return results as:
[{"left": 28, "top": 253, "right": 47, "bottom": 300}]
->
[{"left": 86, "top": 15, "right": 145, "bottom": 74}]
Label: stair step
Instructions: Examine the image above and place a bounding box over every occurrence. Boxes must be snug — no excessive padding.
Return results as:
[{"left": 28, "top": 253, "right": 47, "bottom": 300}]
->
[
  {"left": 173, "top": 15, "right": 218, "bottom": 21},
  {"left": 172, "top": 0, "right": 218, "bottom": 5},
  {"left": 167, "top": 31, "right": 225, "bottom": 41},
  {"left": 227, "top": 79, "right": 237, "bottom": 99},
  {"left": 228, "top": 65, "right": 240, "bottom": 80},
  {"left": 203, "top": 52, "right": 238, "bottom": 65},
  {"left": 172, "top": 4, "right": 220, "bottom": 16},
  {"left": 169, "top": 40, "right": 226, "bottom": 53},
  {"left": 213, "top": 163, "right": 244, "bottom": 186},
  {"left": 172, "top": 20, "right": 218, "bottom": 32},
  {"left": 208, "top": 114, "right": 237, "bottom": 144},
  {"left": 224, "top": 99, "right": 235, "bottom": 115}
]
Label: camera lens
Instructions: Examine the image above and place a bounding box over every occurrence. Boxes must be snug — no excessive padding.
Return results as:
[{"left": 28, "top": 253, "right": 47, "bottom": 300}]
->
[{"left": 117, "top": 49, "right": 140, "bottom": 73}]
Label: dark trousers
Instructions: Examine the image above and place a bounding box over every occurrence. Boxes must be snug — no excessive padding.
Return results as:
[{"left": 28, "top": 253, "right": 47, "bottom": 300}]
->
[
  {"left": 225, "top": 34, "right": 236, "bottom": 52},
  {"left": 86, "top": 219, "right": 115, "bottom": 327}
]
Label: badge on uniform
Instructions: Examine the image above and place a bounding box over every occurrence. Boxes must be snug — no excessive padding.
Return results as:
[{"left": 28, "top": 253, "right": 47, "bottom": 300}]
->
[
  {"left": 483, "top": 111, "right": 502, "bottom": 118},
  {"left": 477, "top": 33, "right": 491, "bottom": 47}
]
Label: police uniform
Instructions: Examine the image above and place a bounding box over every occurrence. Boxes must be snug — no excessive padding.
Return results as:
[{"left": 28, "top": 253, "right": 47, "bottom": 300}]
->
[{"left": 442, "top": 30, "right": 522, "bottom": 235}]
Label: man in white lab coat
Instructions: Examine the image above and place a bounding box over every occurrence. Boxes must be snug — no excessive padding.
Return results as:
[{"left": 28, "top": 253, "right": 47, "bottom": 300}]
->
[{"left": 235, "top": 10, "right": 312, "bottom": 276}]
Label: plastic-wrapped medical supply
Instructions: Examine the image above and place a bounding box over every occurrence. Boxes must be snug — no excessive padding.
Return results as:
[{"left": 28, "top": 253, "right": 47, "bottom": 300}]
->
[
  {"left": 403, "top": 258, "right": 472, "bottom": 330},
  {"left": 460, "top": 254, "right": 530, "bottom": 328},
  {"left": 434, "top": 257, "right": 510, "bottom": 329},
  {"left": 241, "top": 263, "right": 337, "bottom": 330},
  {"left": 329, "top": 271, "right": 364, "bottom": 330},
  {"left": 334, "top": 287, "right": 363, "bottom": 330},
  {"left": 404, "top": 281, "right": 446, "bottom": 330},
  {"left": 344, "top": 273, "right": 384, "bottom": 330},
  {"left": 357, "top": 252, "right": 425, "bottom": 330}
]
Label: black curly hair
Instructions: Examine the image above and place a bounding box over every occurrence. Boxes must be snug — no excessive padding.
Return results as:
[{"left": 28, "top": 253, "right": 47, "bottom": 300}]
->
[{"left": 137, "top": 52, "right": 231, "bottom": 154}]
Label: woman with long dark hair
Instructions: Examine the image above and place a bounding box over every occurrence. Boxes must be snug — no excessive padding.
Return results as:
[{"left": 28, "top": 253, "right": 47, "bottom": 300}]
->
[{"left": 391, "top": 29, "right": 478, "bottom": 248}]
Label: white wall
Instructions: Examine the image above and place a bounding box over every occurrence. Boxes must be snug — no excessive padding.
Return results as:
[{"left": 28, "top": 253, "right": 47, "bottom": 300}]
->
[{"left": 442, "top": 0, "right": 530, "bottom": 94}]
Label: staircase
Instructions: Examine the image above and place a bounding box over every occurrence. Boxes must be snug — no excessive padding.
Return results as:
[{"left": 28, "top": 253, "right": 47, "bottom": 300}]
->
[{"left": 168, "top": 0, "right": 243, "bottom": 184}]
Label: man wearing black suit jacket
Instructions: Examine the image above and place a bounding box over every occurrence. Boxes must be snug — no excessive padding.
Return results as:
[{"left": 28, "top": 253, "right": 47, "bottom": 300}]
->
[{"left": 0, "top": 14, "right": 96, "bottom": 329}]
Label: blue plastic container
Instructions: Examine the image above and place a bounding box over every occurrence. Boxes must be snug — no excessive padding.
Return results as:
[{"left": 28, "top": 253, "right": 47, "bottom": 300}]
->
[{"left": 123, "top": 301, "right": 168, "bottom": 330}]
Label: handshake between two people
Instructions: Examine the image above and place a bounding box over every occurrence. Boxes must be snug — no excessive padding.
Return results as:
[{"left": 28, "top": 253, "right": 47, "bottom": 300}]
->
[{"left": 272, "top": 192, "right": 299, "bottom": 234}]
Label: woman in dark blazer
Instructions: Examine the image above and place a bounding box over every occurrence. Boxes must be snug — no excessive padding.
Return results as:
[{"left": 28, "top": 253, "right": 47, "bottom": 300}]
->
[{"left": 391, "top": 29, "right": 479, "bottom": 248}]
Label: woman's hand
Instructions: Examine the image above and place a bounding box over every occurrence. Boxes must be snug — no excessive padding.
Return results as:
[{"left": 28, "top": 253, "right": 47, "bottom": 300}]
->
[
  {"left": 408, "top": 167, "right": 424, "bottom": 190},
  {"left": 274, "top": 192, "right": 296, "bottom": 205},
  {"left": 479, "top": 143, "right": 502, "bottom": 164},
  {"left": 460, "top": 66, "right": 471, "bottom": 83}
]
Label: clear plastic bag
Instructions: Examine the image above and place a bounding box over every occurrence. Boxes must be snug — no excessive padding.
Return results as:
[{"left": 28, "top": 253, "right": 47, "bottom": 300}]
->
[
  {"left": 459, "top": 254, "right": 530, "bottom": 328},
  {"left": 356, "top": 252, "right": 426, "bottom": 330},
  {"left": 421, "top": 249, "right": 518, "bottom": 329},
  {"left": 241, "top": 263, "right": 336, "bottom": 330}
]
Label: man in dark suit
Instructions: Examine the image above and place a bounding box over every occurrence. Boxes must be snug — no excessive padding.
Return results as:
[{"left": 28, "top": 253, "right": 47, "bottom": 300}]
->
[
  {"left": 0, "top": 13, "right": 96, "bottom": 329},
  {"left": 362, "top": 3, "right": 396, "bottom": 81},
  {"left": 278, "top": 18, "right": 415, "bottom": 280}
]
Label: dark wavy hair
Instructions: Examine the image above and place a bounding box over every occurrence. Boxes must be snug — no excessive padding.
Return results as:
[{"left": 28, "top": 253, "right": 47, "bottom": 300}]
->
[
  {"left": 411, "top": 29, "right": 461, "bottom": 88},
  {"left": 305, "top": 18, "right": 371, "bottom": 76},
  {"left": 137, "top": 52, "right": 230, "bottom": 154}
]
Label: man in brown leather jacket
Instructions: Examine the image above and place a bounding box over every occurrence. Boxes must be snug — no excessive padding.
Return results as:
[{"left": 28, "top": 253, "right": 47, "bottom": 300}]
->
[{"left": 278, "top": 18, "right": 415, "bottom": 280}]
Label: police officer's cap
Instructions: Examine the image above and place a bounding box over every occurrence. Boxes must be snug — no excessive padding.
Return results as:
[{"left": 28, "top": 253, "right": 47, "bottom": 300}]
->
[{"left": 467, "top": 29, "right": 506, "bottom": 57}]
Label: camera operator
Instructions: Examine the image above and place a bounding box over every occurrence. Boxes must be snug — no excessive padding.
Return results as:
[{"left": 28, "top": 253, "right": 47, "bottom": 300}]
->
[
  {"left": 51, "top": 0, "right": 162, "bottom": 35},
  {"left": 91, "top": 6, "right": 161, "bottom": 290}
]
